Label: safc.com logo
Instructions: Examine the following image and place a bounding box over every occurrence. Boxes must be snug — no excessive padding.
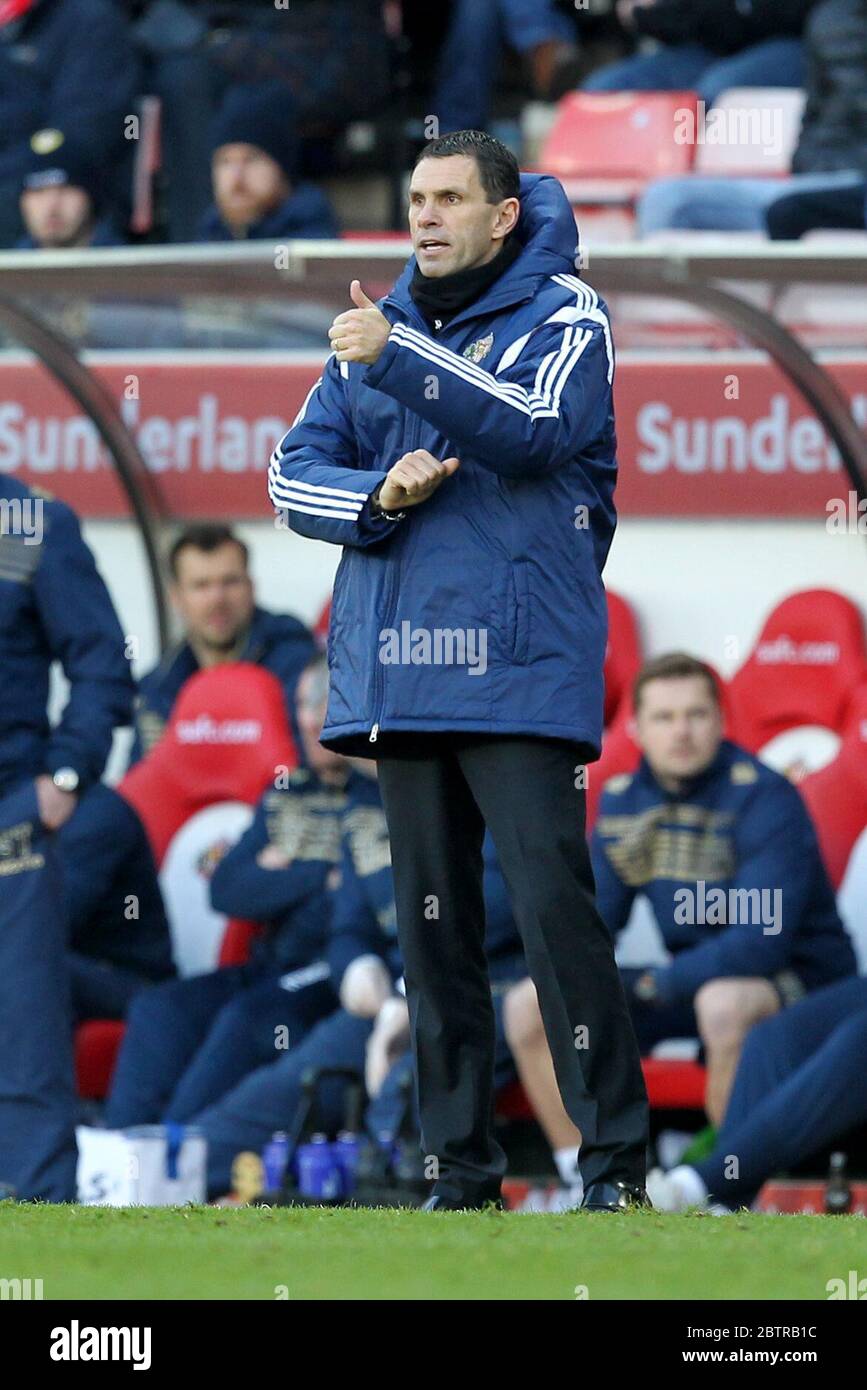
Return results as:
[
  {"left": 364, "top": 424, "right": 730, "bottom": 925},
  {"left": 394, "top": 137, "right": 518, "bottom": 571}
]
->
[
  {"left": 755, "top": 637, "right": 840, "bottom": 665},
  {"left": 636, "top": 393, "right": 867, "bottom": 474},
  {"left": 175, "top": 715, "right": 262, "bottom": 744}
]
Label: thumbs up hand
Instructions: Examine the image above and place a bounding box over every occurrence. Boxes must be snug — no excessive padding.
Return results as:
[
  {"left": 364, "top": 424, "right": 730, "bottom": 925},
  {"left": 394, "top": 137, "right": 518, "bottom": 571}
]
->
[{"left": 328, "top": 278, "right": 392, "bottom": 365}]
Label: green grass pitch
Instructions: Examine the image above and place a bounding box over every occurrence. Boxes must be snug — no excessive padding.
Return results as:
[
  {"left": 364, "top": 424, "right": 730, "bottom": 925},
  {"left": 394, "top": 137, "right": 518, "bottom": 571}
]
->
[{"left": 2, "top": 1204, "right": 864, "bottom": 1300}]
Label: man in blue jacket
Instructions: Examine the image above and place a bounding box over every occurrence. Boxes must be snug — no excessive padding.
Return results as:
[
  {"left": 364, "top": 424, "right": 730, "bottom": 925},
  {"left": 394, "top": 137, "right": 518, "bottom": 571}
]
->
[
  {"left": 268, "top": 129, "right": 649, "bottom": 1212},
  {"left": 130, "top": 524, "right": 315, "bottom": 765},
  {"left": 591, "top": 652, "right": 857, "bottom": 1125},
  {"left": 0, "top": 476, "right": 134, "bottom": 1200}
]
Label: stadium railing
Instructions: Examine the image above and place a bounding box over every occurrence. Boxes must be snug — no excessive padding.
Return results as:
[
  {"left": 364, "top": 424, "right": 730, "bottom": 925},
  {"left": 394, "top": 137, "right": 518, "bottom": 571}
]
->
[{"left": 0, "top": 239, "right": 865, "bottom": 649}]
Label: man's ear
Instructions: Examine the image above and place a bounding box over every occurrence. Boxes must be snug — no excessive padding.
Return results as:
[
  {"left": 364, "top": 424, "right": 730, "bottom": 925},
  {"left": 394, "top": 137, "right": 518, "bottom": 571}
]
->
[{"left": 497, "top": 196, "right": 520, "bottom": 238}]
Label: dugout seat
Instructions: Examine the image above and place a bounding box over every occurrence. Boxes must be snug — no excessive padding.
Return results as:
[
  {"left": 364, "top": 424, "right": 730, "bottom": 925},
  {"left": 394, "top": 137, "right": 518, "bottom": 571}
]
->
[
  {"left": 496, "top": 1057, "right": 707, "bottom": 1122},
  {"left": 75, "top": 664, "right": 295, "bottom": 1099},
  {"left": 118, "top": 663, "right": 298, "bottom": 976},
  {"left": 800, "top": 682, "right": 867, "bottom": 968},
  {"left": 727, "top": 590, "right": 867, "bottom": 776},
  {"left": 604, "top": 590, "right": 643, "bottom": 727}
]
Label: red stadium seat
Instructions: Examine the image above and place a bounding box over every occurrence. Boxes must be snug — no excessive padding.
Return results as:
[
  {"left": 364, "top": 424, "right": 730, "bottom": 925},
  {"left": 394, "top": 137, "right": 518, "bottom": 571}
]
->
[
  {"left": 586, "top": 696, "right": 641, "bottom": 834},
  {"left": 799, "top": 682, "right": 867, "bottom": 889},
  {"left": 313, "top": 596, "right": 332, "bottom": 650},
  {"left": 604, "top": 590, "right": 642, "bottom": 727},
  {"left": 118, "top": 664, "right": 298, "bottom": 977},
  {"left": 496, "top": 1059, "right": 706, "bottom": 1122},
  {"left": 74, "top": 914, "right": 261, "bottom": 1099},
  {"left": 539, "top": 91, "right": 699, "bottom": 205},
  {"left": 75, "top": 1021, "right": 126, "bottom": 1101},
  {"left": 727, "top": 590, "right": 867, "bottom": 768}
]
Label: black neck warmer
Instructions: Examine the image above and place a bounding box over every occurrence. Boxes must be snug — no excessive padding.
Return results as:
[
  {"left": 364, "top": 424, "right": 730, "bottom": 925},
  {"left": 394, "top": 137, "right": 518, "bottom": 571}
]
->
[{"left": 409, "top": 234, "right": 523, "bottom": 329}]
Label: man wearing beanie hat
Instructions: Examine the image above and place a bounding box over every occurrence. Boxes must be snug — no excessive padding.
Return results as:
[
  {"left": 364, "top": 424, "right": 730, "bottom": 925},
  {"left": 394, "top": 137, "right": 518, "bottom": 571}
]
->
[
  {"left": 18, "top": 128, "right": 125, "bottom": 250},
  {"left": 198, "top": 82, "right": 339, "bottom": 243}
]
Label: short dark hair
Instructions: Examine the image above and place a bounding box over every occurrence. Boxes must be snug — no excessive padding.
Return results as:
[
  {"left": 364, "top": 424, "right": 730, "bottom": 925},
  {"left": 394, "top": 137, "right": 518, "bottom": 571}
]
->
[
  {"left": 633, "top": 652, "right": 720, "bottom": 712},
  {"left": 412, "top": 129, "right": 520, "bottom": 205},
  {"left": 168, "top": 524, "right": 249, "bottom": 580}
]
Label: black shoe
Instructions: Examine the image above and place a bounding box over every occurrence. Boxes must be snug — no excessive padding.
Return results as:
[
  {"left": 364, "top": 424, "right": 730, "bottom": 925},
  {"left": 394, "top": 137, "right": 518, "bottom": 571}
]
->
[
  {"left": 421, "top": 1190, "right": 504, "bottom": 1212},
  {"left": 580, "top": 1181, "right": 652, "bottom": 1213}
]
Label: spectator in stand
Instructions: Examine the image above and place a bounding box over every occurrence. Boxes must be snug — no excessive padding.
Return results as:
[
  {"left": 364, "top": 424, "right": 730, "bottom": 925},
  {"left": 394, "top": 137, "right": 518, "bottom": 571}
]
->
[
  {"left": 0, "top": 0, "right": 139, "bottom": 247},
  {"left": 129, "top": 524, "right": 315, "bottom": 767},
  {"left": 638, "top": 0, "right": 867, "bottom": 235},
  {"left": 17, "top": 131, "right": 126, "bottom": 250},
  {"left": 432, "top": 0, "right": 585, "bottom": 135},
  {"left": 584, "top": 0, "right": 816, "bottom": 105},
  {"left": 59, "top": 784, "right": 175, "bottom": 1024},
  {"left": 103, "top": 655, "right": 349, "bottom": 1131},
  {"left": 647, "top": 975, "right": 867, "bottom": 1211},
  {"left": 198, "top": 83, "right": 339, "bottom": 243},
  {"left": 129, "top": 0, "right": 388, "bottom": 242},
  {"left": 506, "top": 653, "right": 857, "bottom": 1141}
]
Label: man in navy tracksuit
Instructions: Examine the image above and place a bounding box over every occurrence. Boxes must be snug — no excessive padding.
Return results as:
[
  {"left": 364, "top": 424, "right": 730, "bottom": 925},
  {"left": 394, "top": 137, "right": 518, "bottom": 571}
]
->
[
  {"left": 591, "top": 652, "right": 857, "bottom": 1125},
  {"left": 129, "top": 524, "right": 314, "bottom": 766},
  {"left": 103, "top": 656, "right": 345, "bottom": 1128},
  {"left": 268, "top": 130, "right": 649, "bottom": 1211},
  {"left": 0, "top": 476, "right": 133, "bottom": 1200},
  {"left": 59, "top": 783, "right": 175, "bottom": 1023}
]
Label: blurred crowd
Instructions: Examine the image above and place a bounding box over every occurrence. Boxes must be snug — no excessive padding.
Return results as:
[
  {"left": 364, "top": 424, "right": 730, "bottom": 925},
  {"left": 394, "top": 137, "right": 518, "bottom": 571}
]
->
[{"left": 3, "top": 0, "right": 864, "bottom": 255}]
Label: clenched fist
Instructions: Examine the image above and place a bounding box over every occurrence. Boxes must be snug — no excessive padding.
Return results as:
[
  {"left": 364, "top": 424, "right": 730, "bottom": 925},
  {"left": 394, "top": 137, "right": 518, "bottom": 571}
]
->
[
  {"left": 328, "top": 279, "right": 392, "bottom": 364},
  {"left": 378, "top": 449, "right": 460, "bottom": 512}
]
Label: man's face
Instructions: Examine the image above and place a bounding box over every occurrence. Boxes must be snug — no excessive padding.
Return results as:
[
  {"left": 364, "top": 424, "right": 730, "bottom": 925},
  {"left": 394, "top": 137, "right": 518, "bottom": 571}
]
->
[
  {"left": 634, "top": 676, "right": 723, "bottom": 785},
  {"left": 212, "top": 143, "right": 289, "bottom": 232},
  {"left": 296, "top": 667, "right": 346, "bottom": 778},
  {"left": 170, "top": 542, "right": 255, "bottom": 655},
  {"left": 20, "top": 185, "right": 94, "bottom": 248},
  {"left": 408, "top": 154, "right": 519, "bottom": 278}
]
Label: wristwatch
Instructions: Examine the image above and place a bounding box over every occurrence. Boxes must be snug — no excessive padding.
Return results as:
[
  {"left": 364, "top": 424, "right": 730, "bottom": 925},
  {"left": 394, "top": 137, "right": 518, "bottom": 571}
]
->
[
  {"left": 369, "top": 482, "right": 406, "bottom": 522},
  {"left": 52, "top": 767, "right": 80, "bottom": 794}
]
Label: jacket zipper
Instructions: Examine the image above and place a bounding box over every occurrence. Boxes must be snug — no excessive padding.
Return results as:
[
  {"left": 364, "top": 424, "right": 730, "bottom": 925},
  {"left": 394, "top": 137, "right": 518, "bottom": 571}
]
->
[{"left": 370, "top": 409, "right": 421, "bottom": 743}]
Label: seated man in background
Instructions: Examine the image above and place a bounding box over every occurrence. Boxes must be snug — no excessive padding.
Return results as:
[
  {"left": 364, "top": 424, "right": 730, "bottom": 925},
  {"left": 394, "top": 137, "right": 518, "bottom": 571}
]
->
[
  {"left": 591, "top": 651, "right": 856, "bottom": 1125},
  {"left": 103, "top": 655, "right": 346, "bottom": 1129},
  {"left": 647, "top": 974, "right": 867, "bottom": 1210},
  {"left": 505, "top": 650, "right": 857, "bottom": 1145},
  {"left": 130, "top": 524, "right": 315, "bottom": 765},
  {"left": 637, "top": 0, "right": 867, "bottom": 236},
  {"left": 59, "top": 783, "right": 175, "bottom": 1023},
  {"left": 18, "top": 131, "right": 125, "bottom": 250},
  {"left": 585, "top": 0, "right": 814, "bottom": 105},
  {"left": 198, "top": 82, "right": 339, "bottom": 243}
]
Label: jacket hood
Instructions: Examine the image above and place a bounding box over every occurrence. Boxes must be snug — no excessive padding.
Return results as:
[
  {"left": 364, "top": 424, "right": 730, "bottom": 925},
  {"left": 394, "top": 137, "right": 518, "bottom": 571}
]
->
[{"left": 388, "top": 171, "right": 581, "bottom": 313}]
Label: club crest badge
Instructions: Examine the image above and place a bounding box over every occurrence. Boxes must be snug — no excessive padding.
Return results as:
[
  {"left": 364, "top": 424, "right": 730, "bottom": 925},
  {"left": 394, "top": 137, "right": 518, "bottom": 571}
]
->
[{"left": 462, "top": 332, "right": 494, "bottom": 364}]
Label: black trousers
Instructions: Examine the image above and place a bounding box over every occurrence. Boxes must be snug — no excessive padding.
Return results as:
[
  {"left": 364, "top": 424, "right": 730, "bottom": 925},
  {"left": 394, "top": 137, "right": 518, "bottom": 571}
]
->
[{"left": 376, "top": 733, "right": 649, "bottom": 1200}]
